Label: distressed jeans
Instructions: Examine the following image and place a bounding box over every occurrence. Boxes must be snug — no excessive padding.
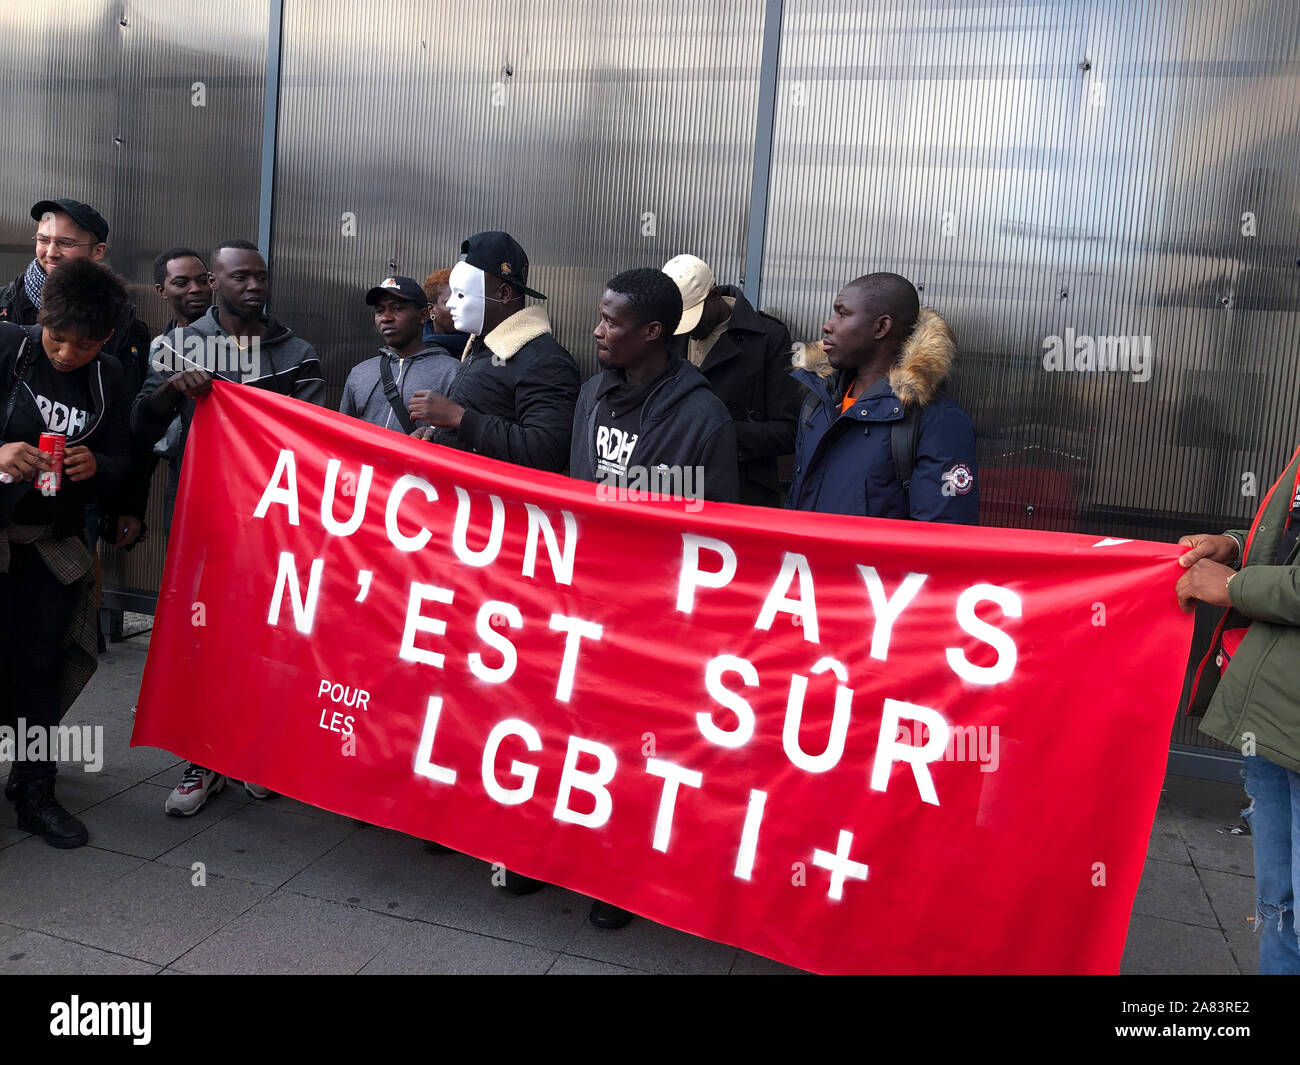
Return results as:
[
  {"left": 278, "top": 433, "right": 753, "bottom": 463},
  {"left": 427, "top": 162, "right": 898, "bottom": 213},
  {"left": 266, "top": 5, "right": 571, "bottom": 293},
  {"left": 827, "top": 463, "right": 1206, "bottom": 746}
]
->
[{"left": 1242, "top": 755, "right": 1300, "bottom": 974}]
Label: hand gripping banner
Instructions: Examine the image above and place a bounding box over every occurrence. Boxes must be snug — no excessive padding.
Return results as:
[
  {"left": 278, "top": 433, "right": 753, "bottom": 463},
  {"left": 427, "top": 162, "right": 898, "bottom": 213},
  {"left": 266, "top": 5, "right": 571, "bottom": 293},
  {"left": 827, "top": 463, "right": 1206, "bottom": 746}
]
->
[{"left": 133, "top": 383, "right": 1196, "bottom": 974}]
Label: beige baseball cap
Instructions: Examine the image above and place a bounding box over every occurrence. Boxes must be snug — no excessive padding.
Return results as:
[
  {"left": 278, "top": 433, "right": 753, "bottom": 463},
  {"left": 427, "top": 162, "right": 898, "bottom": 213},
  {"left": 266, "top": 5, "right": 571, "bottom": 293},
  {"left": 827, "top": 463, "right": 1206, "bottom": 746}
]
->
[{"left": 662, "top": 254, "right": 716, "bottom": 335}]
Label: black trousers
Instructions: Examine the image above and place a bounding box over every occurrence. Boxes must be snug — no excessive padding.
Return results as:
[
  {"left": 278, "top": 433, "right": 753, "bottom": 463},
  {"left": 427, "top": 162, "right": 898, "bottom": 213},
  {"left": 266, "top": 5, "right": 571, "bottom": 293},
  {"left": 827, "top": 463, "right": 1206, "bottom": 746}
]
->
[{"left": 0, "top": 543, "right": 80, "bottom": 785}]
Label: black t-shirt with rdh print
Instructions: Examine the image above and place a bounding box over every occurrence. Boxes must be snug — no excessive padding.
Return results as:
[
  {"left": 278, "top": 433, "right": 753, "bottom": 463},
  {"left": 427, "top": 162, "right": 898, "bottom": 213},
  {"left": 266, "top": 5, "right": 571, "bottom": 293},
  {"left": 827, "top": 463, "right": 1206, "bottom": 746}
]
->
[
  {"left": 590, "top": 361, "right": 676, "bottom": 483},
  {"left": 26, "top": 353, "right": 94, "bottom": 440},
  {"left": 0, "top": 324, "right": 130, "bottom": 535}
]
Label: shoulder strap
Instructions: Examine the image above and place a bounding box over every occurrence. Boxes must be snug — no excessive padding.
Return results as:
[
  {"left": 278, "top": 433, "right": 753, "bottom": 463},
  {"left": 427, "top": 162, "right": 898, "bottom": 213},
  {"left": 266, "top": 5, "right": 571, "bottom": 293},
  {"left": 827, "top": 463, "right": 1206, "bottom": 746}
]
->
[
  {"left": 378, "top": 356, "right": 416, "bottom": 434},
  {"left": 891, "top": 403, "right": 921, "bottom": 513},
  {"left": 798, "top": 389, "right": 820, "bottom": 432}
]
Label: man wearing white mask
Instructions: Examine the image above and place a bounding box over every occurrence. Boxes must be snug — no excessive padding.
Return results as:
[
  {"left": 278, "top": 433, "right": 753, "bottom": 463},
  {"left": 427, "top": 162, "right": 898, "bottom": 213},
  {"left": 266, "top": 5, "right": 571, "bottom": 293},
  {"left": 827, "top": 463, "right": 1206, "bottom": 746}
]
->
[
  {"left": 410, "top": 231, "right": 579, "bottom": 897},
  {"left": 409, "top": 231, "right": 579, "bottom": 473}
]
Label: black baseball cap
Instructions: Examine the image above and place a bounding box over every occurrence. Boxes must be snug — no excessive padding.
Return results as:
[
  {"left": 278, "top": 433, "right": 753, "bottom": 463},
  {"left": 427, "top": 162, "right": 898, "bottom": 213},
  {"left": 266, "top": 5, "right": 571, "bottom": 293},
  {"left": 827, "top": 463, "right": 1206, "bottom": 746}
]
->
[
  {"left": 30, "top": 198, "right": 109, "bottom": 243},
  {"left": 459, "top": 231, "right": 546, "bottom": 300},
  {"left": 365, "top": 275, "right": 428, "bottom": 307}
]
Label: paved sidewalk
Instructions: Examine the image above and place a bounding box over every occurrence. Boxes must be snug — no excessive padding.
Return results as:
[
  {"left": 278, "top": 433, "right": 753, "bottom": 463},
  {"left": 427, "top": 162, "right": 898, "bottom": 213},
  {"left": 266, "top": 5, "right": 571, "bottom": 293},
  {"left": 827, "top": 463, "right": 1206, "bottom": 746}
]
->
[{"left": 0, "top": 629, "right": 1261, "bottom": 975}]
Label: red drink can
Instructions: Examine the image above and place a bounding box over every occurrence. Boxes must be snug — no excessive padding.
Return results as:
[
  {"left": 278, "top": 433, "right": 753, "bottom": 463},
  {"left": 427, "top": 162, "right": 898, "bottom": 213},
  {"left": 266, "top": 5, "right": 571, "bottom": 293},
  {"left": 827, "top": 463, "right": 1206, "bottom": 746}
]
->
[{"left": 36, "top": 432, "right": 65, "bottom": 496}]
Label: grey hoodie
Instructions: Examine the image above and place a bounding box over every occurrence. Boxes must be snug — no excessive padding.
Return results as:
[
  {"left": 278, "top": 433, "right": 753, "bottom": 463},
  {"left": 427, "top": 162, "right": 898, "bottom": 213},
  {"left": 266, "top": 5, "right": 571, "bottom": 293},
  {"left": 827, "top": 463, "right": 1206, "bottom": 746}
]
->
[{"left": 340, "top": 345, "right": 458, "bottom": 433}]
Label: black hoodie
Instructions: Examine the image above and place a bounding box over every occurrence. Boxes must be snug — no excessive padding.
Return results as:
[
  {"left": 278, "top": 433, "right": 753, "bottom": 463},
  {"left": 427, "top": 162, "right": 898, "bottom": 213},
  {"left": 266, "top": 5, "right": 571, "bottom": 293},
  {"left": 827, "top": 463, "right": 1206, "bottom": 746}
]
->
[{"left": 569, "top": 356, "right": 739, "bottom": 504}]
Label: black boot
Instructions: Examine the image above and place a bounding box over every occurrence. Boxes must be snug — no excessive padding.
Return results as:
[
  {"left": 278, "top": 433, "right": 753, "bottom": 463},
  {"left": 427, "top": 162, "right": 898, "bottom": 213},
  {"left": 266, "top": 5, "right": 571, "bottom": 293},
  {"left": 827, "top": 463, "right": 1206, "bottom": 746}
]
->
[
  {"left": 588, "top": 899, "right": 634, "bottom": 929},
  {"left": 13, "top": 777, "right": 88, "bottom": 849}
]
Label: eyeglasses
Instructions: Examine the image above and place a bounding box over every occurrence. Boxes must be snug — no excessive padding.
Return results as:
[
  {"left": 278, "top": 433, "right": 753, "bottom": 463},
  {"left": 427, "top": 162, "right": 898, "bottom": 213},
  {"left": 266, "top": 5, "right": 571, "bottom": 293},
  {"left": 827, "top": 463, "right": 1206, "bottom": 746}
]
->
[{"left": 34, "top": 235, "right": 99, "bottom": 250}]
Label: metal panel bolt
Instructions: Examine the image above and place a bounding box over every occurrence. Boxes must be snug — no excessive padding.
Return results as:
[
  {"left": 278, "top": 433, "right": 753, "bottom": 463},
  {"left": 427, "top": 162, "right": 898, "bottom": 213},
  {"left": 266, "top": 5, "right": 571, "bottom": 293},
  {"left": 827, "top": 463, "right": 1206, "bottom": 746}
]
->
[
  {"left": 1079, "top": 59, "right": 1091, "bottom": 71},
  {"left": 1220, "top": 295, "right": 1233, "bottom": 308},
  {"left": 1058, "top": 289, "right": 1068, "bottom": 300},
  {"left": 503, "top": 64, "right": 514, "bottom": 78},
  {"left": 1025, "top": 504, "right": 1035, "bottom": 515}
]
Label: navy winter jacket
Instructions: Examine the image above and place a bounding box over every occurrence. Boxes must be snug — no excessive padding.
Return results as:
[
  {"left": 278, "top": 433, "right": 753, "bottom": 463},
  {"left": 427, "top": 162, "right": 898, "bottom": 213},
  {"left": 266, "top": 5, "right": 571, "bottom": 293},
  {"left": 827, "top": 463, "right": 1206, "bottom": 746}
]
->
[{"left": 787, "top": 309, "right": 978, "bottom": 523}]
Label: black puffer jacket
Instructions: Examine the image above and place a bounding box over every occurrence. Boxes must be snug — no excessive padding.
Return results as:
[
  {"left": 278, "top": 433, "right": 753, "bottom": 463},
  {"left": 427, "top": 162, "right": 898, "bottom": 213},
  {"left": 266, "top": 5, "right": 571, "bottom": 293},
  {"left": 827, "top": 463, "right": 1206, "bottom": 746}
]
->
[
  {"left": 430, "top": 306, "right": 580, "bottom": 473},
  {"left": 0, "top": 323, "right": 130, "bottom": 536}
]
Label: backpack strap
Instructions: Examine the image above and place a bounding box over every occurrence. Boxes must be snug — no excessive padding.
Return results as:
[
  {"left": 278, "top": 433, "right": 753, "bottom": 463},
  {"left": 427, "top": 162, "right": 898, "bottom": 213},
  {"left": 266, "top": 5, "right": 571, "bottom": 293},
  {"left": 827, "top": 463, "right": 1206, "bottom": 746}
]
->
[
  {"left": 0, "top": 328, "right": 38, "bottom": 440},
  {"left": 378, "top": 356, "right": 416, "bottom": 434},
  {"left": 891, "top": 403, "right": 920, "bottom": 516},
  {"left": 798, "top": 389, "right": 819, "bottom": 433}
]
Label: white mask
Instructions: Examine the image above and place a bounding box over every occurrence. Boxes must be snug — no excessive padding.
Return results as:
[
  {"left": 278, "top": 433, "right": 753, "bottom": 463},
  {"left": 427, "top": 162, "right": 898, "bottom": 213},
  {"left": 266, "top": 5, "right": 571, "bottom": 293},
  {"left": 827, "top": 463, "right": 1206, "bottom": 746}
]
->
[{"left": 448, "top": 261, "right": 486, "bottom": 336}]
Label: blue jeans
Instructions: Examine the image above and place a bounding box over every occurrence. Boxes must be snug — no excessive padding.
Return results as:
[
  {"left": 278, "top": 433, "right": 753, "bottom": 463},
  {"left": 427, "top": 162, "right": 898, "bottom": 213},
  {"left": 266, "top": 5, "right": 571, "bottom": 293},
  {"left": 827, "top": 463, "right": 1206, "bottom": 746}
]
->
[{"left": 1242, "top": 755, "right": 1300, "bottom": 974}]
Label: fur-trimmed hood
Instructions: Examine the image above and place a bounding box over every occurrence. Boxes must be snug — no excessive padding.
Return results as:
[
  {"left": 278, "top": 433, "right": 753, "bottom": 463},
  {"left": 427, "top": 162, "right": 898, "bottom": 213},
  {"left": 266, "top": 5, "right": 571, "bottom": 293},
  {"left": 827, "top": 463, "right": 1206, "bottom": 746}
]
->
[
  {"left": 791, "top": 308, "right": 956, "bottom": 408},
  {"left": 473, "top": 304, "right": 553, "bottom": 363}
]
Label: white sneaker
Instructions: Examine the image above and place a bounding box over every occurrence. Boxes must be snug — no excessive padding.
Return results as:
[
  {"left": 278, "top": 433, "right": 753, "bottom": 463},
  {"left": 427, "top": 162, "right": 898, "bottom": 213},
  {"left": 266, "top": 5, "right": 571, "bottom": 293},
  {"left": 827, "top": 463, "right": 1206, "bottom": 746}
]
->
[
  {"left": 242, "top": 781, "right": 277, "bottom": 800},
  {"left": 164, "top": 765, "right": 225, "bottom": 817}
]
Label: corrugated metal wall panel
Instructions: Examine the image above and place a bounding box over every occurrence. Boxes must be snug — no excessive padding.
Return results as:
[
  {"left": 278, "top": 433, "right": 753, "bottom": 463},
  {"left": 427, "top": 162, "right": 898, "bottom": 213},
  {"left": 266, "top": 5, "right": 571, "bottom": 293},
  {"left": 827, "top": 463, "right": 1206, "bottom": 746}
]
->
[
  {"left": 0, "top": 1, "right": 269, "bottom": 598},
  {"left": 7, "top": 0, "right": 1295, "bottom": 763},
  {"left": 271, "top": 0, "right": 765, "bottom": 391},
  {"left": 761, "top": 0, "right": 1300, "bottom": 544}
]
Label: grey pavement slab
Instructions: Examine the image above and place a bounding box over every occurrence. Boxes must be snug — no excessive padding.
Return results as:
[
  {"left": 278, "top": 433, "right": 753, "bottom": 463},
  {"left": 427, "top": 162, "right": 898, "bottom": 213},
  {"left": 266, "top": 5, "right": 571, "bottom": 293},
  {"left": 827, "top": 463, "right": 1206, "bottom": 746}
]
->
[
  {"left": 731, "top": 950, "right": 809, "bottom": 975},
  {"left": 1120, "top": 914, "right": 1240, "bottom": 975},
  {"left": 284, "top": 824, "right": 474, "bottom": 918},
  {"left": 360, "top": 920, "right": 557, "bottom": 975},
  {"left": 564, "top": 912, "right": 740, "bottom": 975},
  {"left": 414, "top": 859, "right": 590, "bottom": 952},
  {"left": 75, "top": 781, "right": 244, "bottom": 860},
  {"left": 67, "top": 635, "right": 182, "bottom": 781},
  {"left": 0, "top": 922, "right": 23, "bottom": 946},
  {"left": 1145, "top": 798, "right": 1190, "bottom": 864},
  {"left": 1164, "top": 775, "right": 1254, "bottom": 876},
  {"left": 269, "top": 795, "right": 357, "bottom": 825},
  {"left": 173, "top": 891, "right": 404, "bottom": 975},
  {"left": 1130, "top": 856, "right": 1220, "bottom": 930},
  {"left": 546, "top": 954, "right": 649, "bottom": 975},
  {"left": 1199, "top": 867, "right": 1260, "bottom": 973},
  {"left": 0, "top": 838, "right": 144, "bottom": 928},
  {"left": 0, "top": 825, "right": 29, "bottom": 849},
  {"left": 0, "top": 930, "right": 158, "bottom": 975},
  {"left": 36, "top": 862, "right": 273, "bottom": 966},
  {"left": 1178, "top": 817, "right": 1255, "bottom": 878},
  {"left": 154, "top": 801, "right": 358, "bottom": 886}
]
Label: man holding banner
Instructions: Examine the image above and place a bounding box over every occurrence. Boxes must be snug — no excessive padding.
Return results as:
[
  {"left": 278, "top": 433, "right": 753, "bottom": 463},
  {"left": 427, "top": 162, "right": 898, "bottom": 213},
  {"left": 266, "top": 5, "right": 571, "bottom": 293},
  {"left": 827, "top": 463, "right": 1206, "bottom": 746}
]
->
[
  {"left": 565, "top": 266, "right": 738, "bottom": 927},
  {"left": 132, "top": 239, "right": 326, "bottom": 818}
]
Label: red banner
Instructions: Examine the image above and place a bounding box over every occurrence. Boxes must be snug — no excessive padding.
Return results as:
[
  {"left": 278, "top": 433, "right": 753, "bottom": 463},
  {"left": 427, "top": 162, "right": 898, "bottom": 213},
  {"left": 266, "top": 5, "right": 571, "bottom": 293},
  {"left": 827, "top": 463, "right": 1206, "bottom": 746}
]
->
[{"left": 133, "top": 383, "right": 1195, "bottom": 974}]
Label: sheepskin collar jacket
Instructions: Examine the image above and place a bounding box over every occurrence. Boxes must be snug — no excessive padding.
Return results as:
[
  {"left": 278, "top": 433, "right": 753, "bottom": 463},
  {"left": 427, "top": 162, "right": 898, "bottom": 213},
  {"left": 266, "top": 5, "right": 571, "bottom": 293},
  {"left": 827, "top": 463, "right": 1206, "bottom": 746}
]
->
[
  {"left": 433, "top": 304, "right": 581, "bottom": 473},
  {"left": 787, "top": 308, "right": 978, "bottom": 523}
]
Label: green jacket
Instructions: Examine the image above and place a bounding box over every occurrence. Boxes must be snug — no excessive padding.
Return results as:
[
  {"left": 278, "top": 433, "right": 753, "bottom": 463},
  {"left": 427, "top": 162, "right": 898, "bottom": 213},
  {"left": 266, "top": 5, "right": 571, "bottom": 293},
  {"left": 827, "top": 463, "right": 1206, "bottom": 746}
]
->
[{"left": 1190, "top": 444, "right": 1300, "bottom": 772}]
